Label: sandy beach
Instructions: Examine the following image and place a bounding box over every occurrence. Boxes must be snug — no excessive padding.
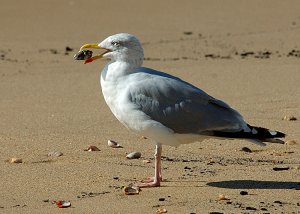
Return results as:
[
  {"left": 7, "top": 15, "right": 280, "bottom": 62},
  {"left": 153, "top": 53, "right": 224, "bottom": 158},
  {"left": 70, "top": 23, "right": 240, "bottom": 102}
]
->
[{"left": 0, "top": 0, "right": 299, "bottom": 213}]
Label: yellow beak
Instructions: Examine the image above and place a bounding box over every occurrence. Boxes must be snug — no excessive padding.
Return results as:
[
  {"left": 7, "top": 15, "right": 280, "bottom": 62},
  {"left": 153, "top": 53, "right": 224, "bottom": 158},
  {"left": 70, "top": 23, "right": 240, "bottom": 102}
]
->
[{"left": 79, "top": 43, "right": 111, "bottom": 64}]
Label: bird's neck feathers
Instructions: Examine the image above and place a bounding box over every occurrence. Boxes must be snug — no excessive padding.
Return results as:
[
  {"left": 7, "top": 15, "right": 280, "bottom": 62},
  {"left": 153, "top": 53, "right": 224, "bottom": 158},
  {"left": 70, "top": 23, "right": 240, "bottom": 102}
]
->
[{"left": 101, "top": 59, "right": 142, "bottom": 81}]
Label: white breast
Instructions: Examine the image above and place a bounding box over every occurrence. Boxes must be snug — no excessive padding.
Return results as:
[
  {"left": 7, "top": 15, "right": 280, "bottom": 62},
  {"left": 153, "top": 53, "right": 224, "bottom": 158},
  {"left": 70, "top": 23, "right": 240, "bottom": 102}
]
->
[{"left": 100, "top": 63, "right": 188, "bottom": 147}]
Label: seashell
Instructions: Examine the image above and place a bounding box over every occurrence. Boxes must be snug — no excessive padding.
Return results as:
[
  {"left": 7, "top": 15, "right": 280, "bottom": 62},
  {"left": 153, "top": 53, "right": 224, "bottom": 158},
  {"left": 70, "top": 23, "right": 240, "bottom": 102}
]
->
[
  {"left": 142, "top": 159, "right": 151, "bottom": 164},
  {"left": 84, "top": 145, "right": 100, "bottom": 152},
  {"left": 48, "top": 151, "right": 63, "bottom": 157},
  {"left": 282, "top": 115, "right": 297, "bottom": 121},
  {"left": 156, "top": 208, "right": 168, "bottom": 214},
  {"left": 123, "top": 186, "right": 140, "bottom": 195},
  {"left": 10, "top": 158, "right": 23, "bottom": 163},
  {"left": 107, "top": 140, "right": 122, "bottom": 148},
  {"left": 285, "top": 140, "right": 297, "bottom": 145},
  {"left": 126, "top": 151, "right": 141, "bottom": 159},
  {"left": 55, "top": 200, "right": 71, "bottom": 208},
  {"left": 218, "top": 194, "right": 230, "bottom": 201},
  {"left": 74, "top": 50, "right": 93, "bottom": 60}
]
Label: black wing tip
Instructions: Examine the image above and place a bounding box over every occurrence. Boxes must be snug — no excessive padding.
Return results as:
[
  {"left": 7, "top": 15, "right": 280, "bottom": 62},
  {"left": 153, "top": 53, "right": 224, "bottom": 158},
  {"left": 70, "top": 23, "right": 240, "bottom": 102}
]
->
[
  {"left": 251, "top": 125, "right": 286, "bottom": 139},
  {"left": 211, "top": 125, "right": 286, "bottom": 140},
  {"left": 273, "top": 130, "right": 286, "bottom": 138}
]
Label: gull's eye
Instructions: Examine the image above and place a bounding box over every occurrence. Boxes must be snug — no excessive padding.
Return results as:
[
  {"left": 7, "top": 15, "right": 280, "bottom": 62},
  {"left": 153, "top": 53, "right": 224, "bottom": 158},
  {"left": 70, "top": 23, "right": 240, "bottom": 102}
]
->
[{"left": 111, "top": 41, "right": 121, "bottom": 47}]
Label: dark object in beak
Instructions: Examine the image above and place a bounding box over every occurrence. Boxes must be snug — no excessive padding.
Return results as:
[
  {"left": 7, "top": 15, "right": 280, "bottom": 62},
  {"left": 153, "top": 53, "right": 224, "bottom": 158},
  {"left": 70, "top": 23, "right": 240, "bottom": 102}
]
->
[{"left": 74, "top": 50, "right": 93, "bottom": 60}]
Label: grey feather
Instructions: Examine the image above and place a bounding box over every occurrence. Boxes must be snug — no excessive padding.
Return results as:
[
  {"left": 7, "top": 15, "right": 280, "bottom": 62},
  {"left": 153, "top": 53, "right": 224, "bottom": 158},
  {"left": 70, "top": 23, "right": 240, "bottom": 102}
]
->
[{"left": 128, "top": 68, "right": 246, "bottom": 134}]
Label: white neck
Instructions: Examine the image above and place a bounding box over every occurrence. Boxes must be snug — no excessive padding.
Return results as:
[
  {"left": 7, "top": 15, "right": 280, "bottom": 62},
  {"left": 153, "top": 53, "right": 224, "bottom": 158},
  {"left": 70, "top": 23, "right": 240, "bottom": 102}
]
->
[{"left": 101, "top": 59, "right": 142, "bottom": 81}]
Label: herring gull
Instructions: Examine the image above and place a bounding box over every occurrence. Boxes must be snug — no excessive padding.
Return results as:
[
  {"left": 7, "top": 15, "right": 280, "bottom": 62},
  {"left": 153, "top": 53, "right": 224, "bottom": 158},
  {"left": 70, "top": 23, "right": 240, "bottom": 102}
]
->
[{"left": 76, "top": 33, "right": 285, "bottom": 187}]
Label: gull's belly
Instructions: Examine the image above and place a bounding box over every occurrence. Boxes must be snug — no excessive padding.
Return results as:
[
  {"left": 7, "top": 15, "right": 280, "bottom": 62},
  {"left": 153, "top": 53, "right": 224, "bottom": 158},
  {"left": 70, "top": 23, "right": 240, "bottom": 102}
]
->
[
  {"left": 101, "top": 78, "right": 182, "bottom": 146},
  {"left": 100, "top": 75, "right": 205, "bottom": 146}
]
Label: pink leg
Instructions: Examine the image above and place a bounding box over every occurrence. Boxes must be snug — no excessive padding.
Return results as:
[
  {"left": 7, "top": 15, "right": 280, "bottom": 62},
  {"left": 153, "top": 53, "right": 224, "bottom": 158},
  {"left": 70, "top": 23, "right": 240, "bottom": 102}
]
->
[{"left": 134, "top": 144, "right": 162, "bottom": 188}]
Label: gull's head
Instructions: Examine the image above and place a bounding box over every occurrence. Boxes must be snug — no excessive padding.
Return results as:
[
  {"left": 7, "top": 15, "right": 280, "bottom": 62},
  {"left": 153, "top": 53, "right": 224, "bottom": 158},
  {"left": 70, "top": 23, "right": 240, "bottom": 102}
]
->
[{"left": 79, "top": 33, "right": 144, "bottom": 66}]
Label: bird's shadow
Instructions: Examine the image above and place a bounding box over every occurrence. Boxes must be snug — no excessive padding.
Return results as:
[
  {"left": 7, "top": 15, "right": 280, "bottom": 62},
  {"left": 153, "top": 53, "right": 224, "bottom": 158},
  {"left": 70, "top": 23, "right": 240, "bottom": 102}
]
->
[{"left": 207, "top": 180, "right": 300, "bottom": 189}]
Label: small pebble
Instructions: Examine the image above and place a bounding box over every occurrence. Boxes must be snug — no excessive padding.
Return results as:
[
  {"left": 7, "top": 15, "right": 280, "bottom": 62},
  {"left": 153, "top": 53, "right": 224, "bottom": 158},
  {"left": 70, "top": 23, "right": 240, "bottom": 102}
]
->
[
  {"left": 126, "top": 151, "right": 141, "bottom": 159},
  {"left": 245, "top": 206, "right": 257, "bottom": 210},
  {"left": 142, "top": 159, "right": 151, "bottom": 164},
  {"left": 282, "top": 115, "right": 297, "bottom": 121},
  {"left": 84, "top": 145, "right": 100, "bottom": 151},
  {"left": 65, "top": 46, "right": 73, "bottom": 52},
  {"left": 10, "top": 158, "right": 22, "bottom": 163},
  {"left": 273, "top": 166, "right": 290, "bottom": 171},
  {"left": 183, "top": 31, "right": 193, "bottom": 35},
  {"left": 285, "top": 140, "right": 297, "bottom": 145},
  {"left": 241, "top": 147, "right": 252, "bottom": 153},
  {"left": 48, "top": 151, "right": 63, "bottom": 157},
  {"left": 240, "top": 191, "right": 248, "bottom": 195},
  {"left": 85, "top": 193, "right": 93, "bottom": 197}
]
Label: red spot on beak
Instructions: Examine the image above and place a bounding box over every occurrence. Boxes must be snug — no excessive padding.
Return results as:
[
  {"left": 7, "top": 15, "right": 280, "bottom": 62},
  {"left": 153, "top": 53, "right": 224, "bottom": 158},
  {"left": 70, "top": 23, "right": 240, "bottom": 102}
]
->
[{"left": 84, "top": 58, "right": 94, "bottom": 64}]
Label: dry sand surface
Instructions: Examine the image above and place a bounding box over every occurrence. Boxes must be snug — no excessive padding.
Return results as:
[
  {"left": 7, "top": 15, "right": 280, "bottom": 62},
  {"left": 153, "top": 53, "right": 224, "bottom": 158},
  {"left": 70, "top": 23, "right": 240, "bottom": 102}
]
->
[{"left": 1, "top": 0, "right": 300, "bottom": 213}]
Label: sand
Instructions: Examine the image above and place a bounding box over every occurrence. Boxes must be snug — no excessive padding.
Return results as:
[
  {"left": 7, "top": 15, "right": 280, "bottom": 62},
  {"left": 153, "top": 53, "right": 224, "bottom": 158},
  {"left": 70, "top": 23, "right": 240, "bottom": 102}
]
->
[{"left": 0, "top": 0, "right": 299, "bottom": 213}]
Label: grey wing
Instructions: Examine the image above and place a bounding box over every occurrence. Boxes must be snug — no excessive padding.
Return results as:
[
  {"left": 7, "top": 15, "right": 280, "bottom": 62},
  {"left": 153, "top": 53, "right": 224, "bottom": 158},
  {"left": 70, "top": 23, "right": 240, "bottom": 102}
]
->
[{"left": 128, "top": 71, "right": 247, "bottom": 134}]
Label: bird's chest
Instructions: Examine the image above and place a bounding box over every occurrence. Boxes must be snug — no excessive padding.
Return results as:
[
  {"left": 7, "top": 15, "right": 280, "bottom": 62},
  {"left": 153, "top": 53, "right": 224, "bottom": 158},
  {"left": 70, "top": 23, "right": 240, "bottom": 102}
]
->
[{"left": 100, "top": 78, "right": 134, "bottom": 124}]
